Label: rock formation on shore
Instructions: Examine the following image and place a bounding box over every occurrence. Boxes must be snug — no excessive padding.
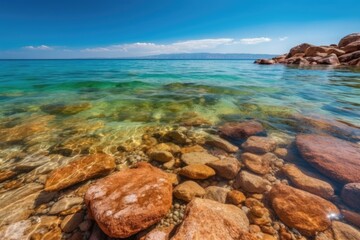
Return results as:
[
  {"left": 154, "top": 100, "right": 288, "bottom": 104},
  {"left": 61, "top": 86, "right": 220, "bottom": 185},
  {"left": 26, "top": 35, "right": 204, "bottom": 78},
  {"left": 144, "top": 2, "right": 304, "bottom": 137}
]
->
[{"left": 255, "top": 33, "right": 360, "bottom": 66}]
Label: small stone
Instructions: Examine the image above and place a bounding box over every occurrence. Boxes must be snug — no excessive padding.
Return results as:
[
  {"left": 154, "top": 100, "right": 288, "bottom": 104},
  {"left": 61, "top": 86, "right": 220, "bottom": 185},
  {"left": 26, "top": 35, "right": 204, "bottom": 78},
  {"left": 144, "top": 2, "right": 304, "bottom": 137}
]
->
[
  {"left": 49, "top": 197, "right": 84, "bottom": 215},
  {"left": 234, "top": 171, "right": 271, "bottom": 193},
  {"left": 60, "top": 212, "right": 84, "bottom": 233},
  {"left": 180, "top": 145, "right": 206, "bottom": 154},
  {"left": 181, "top": 152, "right": 219, "bottom": 165},
  {"left": 205, "top": 135, "right": 238, "bottom": 153},
  {"left": 166, "top": 173, "right": 180, "bottom": 185},
  {"left": 173, "top": 181, "right": 206, "bottom": 202},
  {"left": 165, "top": 130, "right": 189, "bottom": 145},
  {"left": 204, "top": 186, "right": 230, "bottom": 203},
  {"left": 241, "top": 136, "right": 277, "bottom": 154},
  {"left": 226, "top": 190, "right": 246, "bottom": 205},
  {"left": 242, "top": 152, "right": 270, "bottom": 175},
  {"left": 206, "top": 157, "right": 241, "bottom": 179},
  {"left": 219, "top": 121, "right": 265, "bottom": 140},
  {"left": 179, "top": 164, "right": 216, "bottom": 180},
  {"left": 249, "top": 225, "right": 261, "bottom": 233},
  {"left": 341, "top": 183, "right": 360, "bottom": 210},
  {"left": 150, "top": 151, "right": 174, "bottom": 163},
  {"left": 163, "top": 159, "right": 176, "bottom": 169}
]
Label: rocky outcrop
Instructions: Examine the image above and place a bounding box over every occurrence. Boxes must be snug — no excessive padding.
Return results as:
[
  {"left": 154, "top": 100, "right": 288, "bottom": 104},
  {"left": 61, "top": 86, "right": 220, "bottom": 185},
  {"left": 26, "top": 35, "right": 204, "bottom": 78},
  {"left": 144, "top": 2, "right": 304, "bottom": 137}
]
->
[
  {"left": 269, "top": 184, "right": 339, "bottom": 236},
  {"left": 255, "top": 33, "right": 360, "bottom": 67},
  {"left": 84, "top": 162, "right": 172, "bottom": 238},
  {"left": 172, "top": 198, "right": 255, "bottom": 240},
  {"left": 45, "top": 153, "right": 116, "bottom": 191},
  {"left": 296, "top": 134, "right": 360, "bottom": 183}
]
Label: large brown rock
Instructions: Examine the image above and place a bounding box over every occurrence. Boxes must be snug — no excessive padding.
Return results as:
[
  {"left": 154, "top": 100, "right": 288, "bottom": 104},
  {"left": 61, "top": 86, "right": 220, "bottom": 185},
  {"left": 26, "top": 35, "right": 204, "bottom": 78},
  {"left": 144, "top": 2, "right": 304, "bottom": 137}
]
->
[
  {"left": 45, "top": 153, "right": 116, "bottom": 191},
  {"left": 179, "top": 164, "right": 216, "bottom": 180},
  {"left": 84, "top": 162, "right": 172, "bottom": 238},
  {"left": 269, "top": 184, "right": 340, "bottom": 236},
  {"left": 219, "top": 121, "right": 264, "bottom": 140},
  {"left": 286, "top": 43, "right": 313, "bottom": 58},
  {"left": 181, "top": 152, "right": 219, "bottom": 165},
  {"left": 341, "top": 209, "right": 360, "bottom": 228},
  {"left": 172, "top": 198, "right": 255, "bottom": 240},
  {"left": 296, "top": 134, "right": 360, "bottom": 183},
  {"left": 339, "top": 50, "right": 360, "bottom": 62},
  {"left": 282, "top": 164, "right": 334, "bottom": 199},
  {"left": 338, "top": 33, "right": 360, "bottom": 48},
  {"left": 242, "top": 152, "right": 271, "bottom": 175},
  {"left": 316, "top": 54, "right": 340, "bottom": 65},
  {"left": 342, "top": 40, "right": 360, "bottom": 53},
  {"left": 304, "top": 46, "right": 344, "bottom": 57},
  {"left": 205, "top": 134, "right": 238, "bottom": 153},
  {"left": 341, "top": 183, "right": 360, "bottom": 210}
]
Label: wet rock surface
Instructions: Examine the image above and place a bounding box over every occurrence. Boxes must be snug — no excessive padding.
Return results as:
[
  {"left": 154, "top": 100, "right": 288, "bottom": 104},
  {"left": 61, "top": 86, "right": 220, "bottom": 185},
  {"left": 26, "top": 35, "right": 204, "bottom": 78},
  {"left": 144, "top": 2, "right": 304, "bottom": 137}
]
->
[
  {"left": 219, "top": 120, "right": 264, "bottom": 140},
  {"left": 296, "top": 134, "right": 360, "bottom": 183},
  {"left": 341, "top": 183, "right": 360, "bottom": 210},
  {"left": 269, "top": 184, "right": 340, "bottom": 236},
  {"left": 84, "top": 162, "right": 172, "bottom": 238}
]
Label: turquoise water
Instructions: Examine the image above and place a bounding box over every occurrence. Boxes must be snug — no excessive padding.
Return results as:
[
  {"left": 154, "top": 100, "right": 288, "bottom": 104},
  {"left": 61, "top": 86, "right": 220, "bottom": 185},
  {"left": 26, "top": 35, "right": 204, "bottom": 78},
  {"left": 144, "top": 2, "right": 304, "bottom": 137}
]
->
[{"left": 0, "top": 59, "right": 359, "bottom": 156}]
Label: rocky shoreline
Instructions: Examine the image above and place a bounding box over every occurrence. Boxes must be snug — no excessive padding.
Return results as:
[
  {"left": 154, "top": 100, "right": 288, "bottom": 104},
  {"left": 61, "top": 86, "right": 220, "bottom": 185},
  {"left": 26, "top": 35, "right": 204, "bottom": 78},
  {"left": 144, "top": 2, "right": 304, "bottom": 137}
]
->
[
  {"left": 255, "top": 33, "right": 360, "bottom": 67},
  {"left": 0, "top": 115, "right": 359, "bottom": 240}
]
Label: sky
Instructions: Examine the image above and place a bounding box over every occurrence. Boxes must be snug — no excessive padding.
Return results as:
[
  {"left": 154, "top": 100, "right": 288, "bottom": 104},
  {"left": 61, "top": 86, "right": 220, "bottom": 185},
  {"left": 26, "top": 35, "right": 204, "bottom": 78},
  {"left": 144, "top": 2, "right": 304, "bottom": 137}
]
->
[{"left": 0, "top": 0, "right": 359, "bottom": 59}]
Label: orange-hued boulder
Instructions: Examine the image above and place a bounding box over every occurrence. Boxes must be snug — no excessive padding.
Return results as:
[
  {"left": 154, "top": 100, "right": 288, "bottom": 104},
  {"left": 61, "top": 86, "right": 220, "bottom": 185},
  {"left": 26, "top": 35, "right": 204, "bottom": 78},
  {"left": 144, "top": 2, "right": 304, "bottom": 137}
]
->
[
  {"left": 286, "top": 43, "right": 313, "bottom": 58},
  {"left": 179, "top": 164, "right": 216, "bottom": 180},
  {"left": 84, "top": 162, "right": 172, "bottom": 238},
  {"left": 172, "top": 198, "right": 255, "bottom": 240},
  {"left": 45, "top": 153, "right": 116, "bottom": 191},
  {"left": 269, "top": 184, "right": 339, "bottom": 236},
  {"left": 296, "top": 134, "right": 360, "bottom": 183}
]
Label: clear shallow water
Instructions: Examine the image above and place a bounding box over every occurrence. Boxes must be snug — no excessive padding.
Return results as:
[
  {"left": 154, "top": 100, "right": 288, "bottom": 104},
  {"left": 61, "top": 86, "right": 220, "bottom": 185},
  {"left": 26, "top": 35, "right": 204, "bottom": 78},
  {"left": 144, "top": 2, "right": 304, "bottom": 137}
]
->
[{"left": 0, "top": 59, "right": 359, "bottom": 158}]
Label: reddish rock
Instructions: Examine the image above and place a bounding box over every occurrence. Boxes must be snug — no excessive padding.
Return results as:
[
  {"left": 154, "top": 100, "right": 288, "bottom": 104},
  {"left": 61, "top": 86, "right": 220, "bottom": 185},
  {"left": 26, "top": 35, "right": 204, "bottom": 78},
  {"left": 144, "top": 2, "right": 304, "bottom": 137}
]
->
[
  {"left": 173, "top": 181, "right": 206, "bottom": 202},
  {"left": 218, "top": 121, "right": 264, "bottom": 140},
  {"left": 205, "top": 134, "right": 238, "bottom": 153},
  {"left": 258, "top": 59, "right": 275, "bottom": 65},
  {"left": 348, "top": 57, "right": 360, "bottom": 66},
  {"left": 296, "top": 134, "right": 360, "bottom": 183},
  {"left": 179, "top": 164, "right": 216, "bottom": 180},
  {"left": 342, "top": 40, "right": 360, "bottom": 53},
  {"left": 181, "top": 152, "right": 219, "bottom": 165},
  {"left": 341, "top": 183, "right": 360, "bottom": 210},
  {"left": 282, "top": 164, "right": 334, "bottom": 199},
  {"left": 234, "top": 171, "right": 271, "bottom": 193},
  {"left": 140, "top": 225, "right": 175, "bottom": 240},
  {"left": 304, "top": 46, "right": 329, "bottom": 57},
  {"left": 45, "top": 154, "right": 116, "bottom": 191},
  {"left": 84, "top": 162, "right": 172, "bottom": 238},
  {"left": 180, "top": 145, "right": 206, "bottom": 154},
  {"left": 226, "top": 190, "right": 246, "bottom": 205},
  {"left": 0, "top": 170, "right": 16, "bottom": 182},
  {"left": 242, "top": 152, "right": 271, "bottom": 175},
  {"left": 339, "top": 50, "right": 360, "bottom": 62},
  {"left": 316, "top": 54, "right": 340, "bottom": 65},
  {"left": 206, "top": 157, "right": 241, "bottom": 179},
  {"left": 338, "top": 33, "right": 360, "bottom": 48},
  {"left": 286, "top": 43, "right": 313, "bottom": 58},
  {"left": 172, "top": 198, "right": 255, "bottom": 240},
  {"left": 341, "top": 209, "right": 360, "bottom": 228},
  {"left": 149, "top": 151, "right": 174, "bottom": 163},
  {"left": 332, "top": 221, "right": 360, "bottom": 240},
  {"left": 270, "top": 184, "right": 339, "bottom": 236},
  {"left": 285, "top": 56, "right": 309, "bottom": 65},
  {"left": 241, "top": 136, "right": 277, "bottom": 154},
  {"left": 204, "top": 186, "right": 230, "bottom": 203}
]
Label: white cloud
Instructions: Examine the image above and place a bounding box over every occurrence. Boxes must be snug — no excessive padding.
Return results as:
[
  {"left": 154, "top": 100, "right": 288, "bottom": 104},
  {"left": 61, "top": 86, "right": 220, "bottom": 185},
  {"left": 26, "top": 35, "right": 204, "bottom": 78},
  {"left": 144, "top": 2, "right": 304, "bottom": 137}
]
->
[
  {"left": 238, "top": 37, "right": 272, "bottom": 45},
  {"left": 82, "top": 38, "right": 235, "bottom": 55},
  {"left": 279, "top": 36, "right": 288, "bottom": 41},
  {"left": 23, "top": 45, "right": 53, "bottom": 50}
]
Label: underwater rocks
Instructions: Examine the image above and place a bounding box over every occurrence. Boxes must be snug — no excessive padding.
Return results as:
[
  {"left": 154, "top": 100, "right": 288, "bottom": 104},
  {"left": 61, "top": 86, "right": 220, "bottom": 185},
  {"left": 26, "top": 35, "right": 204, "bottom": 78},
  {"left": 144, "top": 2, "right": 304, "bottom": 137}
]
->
[
  {"left": 234, "top": 170, "right": 271, "bottom": 193},
  {"left": 181, "top": 151, "right": 219, "bottom": 165},
  {"left": 84, "top": 162, "right": 172, "bottom": 238},
  {"left": 296, "top": 134, "right": 360, "bottom": 183},
  {"left": 41, "top": 102, "right": 91, "bottom": 115},
  {"left": 172, "top": 198, "right": 254, "bottom": 240},
  {"left": 341, "top": 183, "right": 360, "bottom": 211},
  {"left": 205, "top": 134, "right": 238, "bottom": 153},
  {"left": 219, "top": 120, "right": 264, "bottom": 140},
  {"left": 45, "top": 153, "right": 116, "bottom": 191},
  {"left": 332, "top": 221, "right": 360, "bottom": 240},
  {"left": 241, "top": 136, "right": 277, "bottom": 154},
  {"left": 255, "top": 32, "right": 360, "bottom": 66},
  {"left": 173, "top": 181, "right": 206, "bottom": 202},
  {"left": 282, "top": 164, "right": 334, "bottom": 199},
  {"left": 179, "top": 164, "right": 216, "bottom": 179},
  {"left": 269, "top": 184, "right": 339, "bottom": 236},
  {"left": 206, "top": 157, "right": 241, "bottom": 179},
  {"left": 242, "top": 152, "right": 271, "bottom": 175}
]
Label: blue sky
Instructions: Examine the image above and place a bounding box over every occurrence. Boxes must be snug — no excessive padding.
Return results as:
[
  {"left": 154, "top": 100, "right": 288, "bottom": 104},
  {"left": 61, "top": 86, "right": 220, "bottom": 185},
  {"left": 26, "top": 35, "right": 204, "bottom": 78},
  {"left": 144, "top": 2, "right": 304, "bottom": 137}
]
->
[{"left": 0, "top": 0, "right": 359, "bottom": 58}]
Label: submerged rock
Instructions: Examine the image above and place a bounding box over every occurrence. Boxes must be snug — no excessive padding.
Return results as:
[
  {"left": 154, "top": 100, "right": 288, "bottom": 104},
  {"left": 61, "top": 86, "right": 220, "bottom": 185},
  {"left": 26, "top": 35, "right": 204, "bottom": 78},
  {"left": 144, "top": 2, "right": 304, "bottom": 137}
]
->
[
  {"left": 205, "top": 134, "right": 238, "bottom": 153},
  {"left": 341, "top": 209, "right": 360, "bottom": 228},
  {"left": 181, "top": 152, "right": 219, "bottom": 165},
  {"left": 45, "top": 153, "right": 116, "bottom": 191},
  {"left": 296, "top": 134, "right": 360, "bottom": 183},
  {"left": 173, "top": 181, "right": 206, "bottom": 202},
  {"left": 242, "top": 152, "right": 271, "bottom": 175},
  {"left": 219, "top": 121, "right": 264, "bottom": 140},
  {"left": 241, "top": 136, "right": 277, "bottom": 154},
  {"left": 341, "top": 183, "right": 360, "bottom": 211},
  {"left": 234, "top": 170, "right": 271, "bottom": 193},
  {"left": 332, "top": 221, "right": 360, "bottom": 240},
  {"left": 204, "top": 186, "right": 230, "bottom": 203},
  {"left": 282, "top": 164, "right": 334, "bottom": 199},
  {"left": 172, "top": 198, "right": 255, "bottom": 240},
  {"left": 84, "top": 162, "right": 172, "bottom": 238},
  {"left": 41, "top": 102, "right": 91, "bottom": 115},
  {"left": 269, "top": 184, "right": 339, "bottom": 236}
]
